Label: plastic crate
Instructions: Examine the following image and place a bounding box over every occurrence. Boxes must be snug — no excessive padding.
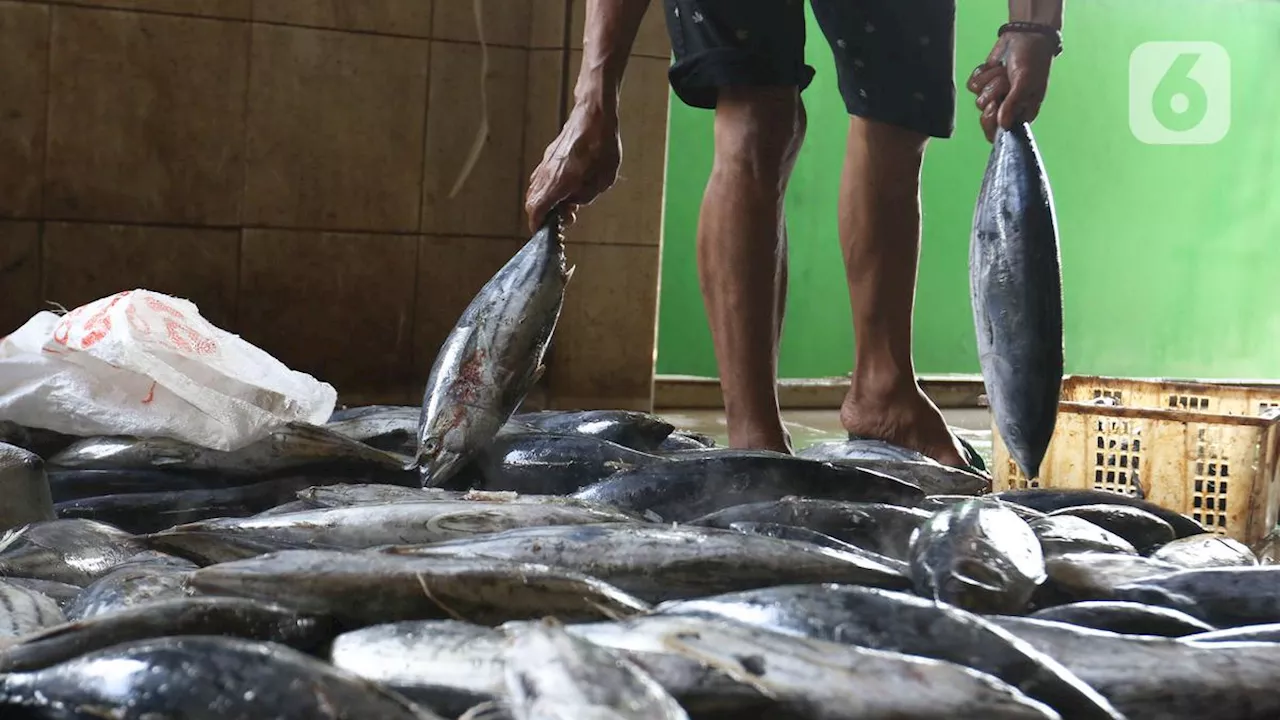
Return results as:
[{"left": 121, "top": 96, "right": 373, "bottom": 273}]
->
[{"left": 993, "top": 376, "right": 1280, "bottom": 545}]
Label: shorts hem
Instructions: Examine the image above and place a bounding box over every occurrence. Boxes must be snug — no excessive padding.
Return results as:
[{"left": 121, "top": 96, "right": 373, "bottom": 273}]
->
[{"left": 668, "top": 48, "right": 816, "bottom": 109}]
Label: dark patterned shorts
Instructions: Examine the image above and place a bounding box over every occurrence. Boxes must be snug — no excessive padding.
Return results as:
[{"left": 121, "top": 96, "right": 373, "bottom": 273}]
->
[{"left": 662, "top": 0, "right": 958, "bottom": 138}]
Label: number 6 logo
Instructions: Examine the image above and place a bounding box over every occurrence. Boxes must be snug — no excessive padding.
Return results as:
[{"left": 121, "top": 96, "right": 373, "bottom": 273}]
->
[{"left": 1129, "top": 42, "right": 1231, "bottom": 145}]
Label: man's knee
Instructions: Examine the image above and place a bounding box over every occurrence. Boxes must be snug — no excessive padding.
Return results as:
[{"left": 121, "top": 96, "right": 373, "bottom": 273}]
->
[
  {"left": 713, "top": 87, "right": 806, "bottom": 186},
  {"left": 850, "top": 115, "right": 930, "bottom": 160}
]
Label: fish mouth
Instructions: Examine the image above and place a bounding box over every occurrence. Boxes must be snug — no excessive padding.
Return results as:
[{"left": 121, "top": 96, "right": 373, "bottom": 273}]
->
[{"left": 420, "top": 450, "right": 465, "bottom": 488}]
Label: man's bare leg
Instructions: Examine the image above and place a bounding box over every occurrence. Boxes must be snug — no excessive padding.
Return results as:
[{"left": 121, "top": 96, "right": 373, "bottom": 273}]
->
[
  {"left": 838, "top": 116, "right": 966, "bottom": 467},
  {"left": 698, "top": 86, "right": 806, "bottom": 453}
]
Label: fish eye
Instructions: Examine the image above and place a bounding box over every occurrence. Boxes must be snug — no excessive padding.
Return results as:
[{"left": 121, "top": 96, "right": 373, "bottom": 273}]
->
[{"left": 423, "top": 437, "right": 441, "bottom": 454}]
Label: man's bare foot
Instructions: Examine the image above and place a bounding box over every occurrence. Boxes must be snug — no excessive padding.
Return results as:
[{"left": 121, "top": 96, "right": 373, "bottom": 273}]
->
[{"left": 841, "top": 385, "right": 967, "bottom": 468}]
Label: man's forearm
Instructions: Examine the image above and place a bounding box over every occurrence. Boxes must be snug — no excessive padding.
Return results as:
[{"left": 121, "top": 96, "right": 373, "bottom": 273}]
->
[
  {"left": 574, "top": 0, "right": 653, "bottom": 111},
  {"left": 1009, "top": 0, "right": 1064, "bottom": 29}
]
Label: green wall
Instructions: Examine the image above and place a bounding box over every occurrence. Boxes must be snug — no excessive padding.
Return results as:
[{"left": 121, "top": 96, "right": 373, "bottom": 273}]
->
[{"left": 655, "top": 0, "right": 1280, "bottom": 380}]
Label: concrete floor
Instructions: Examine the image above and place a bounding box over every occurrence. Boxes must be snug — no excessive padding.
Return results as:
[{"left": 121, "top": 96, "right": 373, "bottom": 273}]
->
[{"left": 657, "top": 407, "right": 996, "bottom": 468}]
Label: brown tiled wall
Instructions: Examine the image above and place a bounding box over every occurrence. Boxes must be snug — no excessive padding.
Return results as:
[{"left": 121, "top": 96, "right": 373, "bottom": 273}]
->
[{"left": 0, "top": 0, "right": 671, "bottom": 411}]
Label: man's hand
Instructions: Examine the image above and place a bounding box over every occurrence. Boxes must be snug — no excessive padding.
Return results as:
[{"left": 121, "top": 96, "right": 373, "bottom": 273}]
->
[
  {"left": 966, "top": 31, "right": 1058, "bottom": 143},
  {"left": 524, "top": 102, "right": 623, "bottom": 233}
]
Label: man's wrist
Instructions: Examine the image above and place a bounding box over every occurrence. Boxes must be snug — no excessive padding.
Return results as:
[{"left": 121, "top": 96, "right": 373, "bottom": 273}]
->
[
  {"left": 1009, "top": 1, "right": 1064, "bottom": 30},
  {"left": 999, "top": 22, "right": 1064, "bottom": 57}
]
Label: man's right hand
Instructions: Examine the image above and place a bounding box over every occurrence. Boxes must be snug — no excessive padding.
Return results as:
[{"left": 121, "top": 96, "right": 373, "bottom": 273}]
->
[{"left": 524, "top": 102, "right": 623, "bottom": 233}]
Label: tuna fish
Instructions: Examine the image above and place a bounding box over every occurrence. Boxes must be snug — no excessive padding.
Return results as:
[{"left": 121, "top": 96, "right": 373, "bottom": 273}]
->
[
  {"left": 1042, "top": 552, "right": 1182, "bottom": 602},
  {"left": 970, "top": 122, "right": 1064, "bottom": 480},
  {"left": 0, "top": 581, "right": 65, "bottom": 639},
  {"left": 329, "top": 620, "right": 508, "bottom": 717},
  {"left": 655, "top": 613, "right": 1061, "bottom": 719},
  {"left": 48, "top": 423, "right": 410, "bottom": 478},
  {"left": 52, "top": 476, "right": 364, "bottom": 534},
  {"left": 0, "top": 597, "right": 334, "bottom": 672},
  {"left": 689, "top": 498, "right": 931, "bottom": 563},
  {"left": 415, "top": 213, "right": 573, "bottom": 488},
  {"left": 188, "top": 550, "right": 649, "bottom": 627},
  {"left": 1150, "top": 533, "right": 1259, "bottom": 568},
  {"left": 456, "top": 430, "right": 668, "bottom": 495},
  {"left": 0, "top": 442, "right": 54, "bottom": 532},
  {"left": 527, "top": 616, "right": 780, "bottom": 716},
  {"left": 1028, "top": 515, "right": 1137, "bottom": 558},
  {"left": 1111, "top": 566, "right": 1280, "bottom": 627},
  {"left": 992, "top": 489, "right": 1205, "bottom": 538},
  {"left": 509, "top": 410, "right": 675, "bottom": 453},
  {"left": 148, "top": 500, "right": 640, "bottom": 556},
  {"left": 989, "top": 615, "right": 1280, "bottom": 720},
  {"left": 908, "top": 499, "right": 1047, "bottom": 614},
  {"left": 572, "top": 450, "right": 923, "bottom": 522},
  {"left": 385, "top": 523, "right": 909, "bottom": 602},
  {"left": 0, "top": 519, "right": 144, "bottom": 586},
  {"left": 64, "top": 563, "right": 192, "bottom": 621},
  {"left": 0, "top": 636, "right": 443, "bottom": 719},
  {"left": 1028, "top": 600, "right": 1215, "bottom": 637},
  {"left": 654, "top": 584, "right": 1122, "bottom": 719},
  {"left": 1047, "top": 504, "right": 1175, "bottom": 554},
  {"left": 504, "top": 619, "right": 688, "bottom": 720},
  {"left": 725, "top": 521, "right": 911, "bottom": 575}
]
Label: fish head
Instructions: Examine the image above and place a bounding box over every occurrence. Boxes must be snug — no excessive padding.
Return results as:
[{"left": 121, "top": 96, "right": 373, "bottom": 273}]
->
[{"left": 416, "top": 422, "right": 473, "bottom": 488}]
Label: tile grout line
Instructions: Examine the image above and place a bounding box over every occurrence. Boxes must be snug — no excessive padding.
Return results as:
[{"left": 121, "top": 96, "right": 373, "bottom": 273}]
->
[
  {"left": 234, "top": 17, "right": 255, "bottom": 330},
  {"left": 38, "top": 2, "right": 54, "bottom": 224},
  {"left": 408, "top": 16, "right": 438, "bottom": 394},
  {"left": 35, "top": 2, "right": 54, "bottom": 301},
  {"left": 19, "top": 0, "right": 543, "bottom": 49}
]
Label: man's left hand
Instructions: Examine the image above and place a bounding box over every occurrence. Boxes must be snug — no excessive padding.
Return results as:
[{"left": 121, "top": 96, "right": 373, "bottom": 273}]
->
[{"left": 967, "top": 31, "right": 1058, "bottom": 142}]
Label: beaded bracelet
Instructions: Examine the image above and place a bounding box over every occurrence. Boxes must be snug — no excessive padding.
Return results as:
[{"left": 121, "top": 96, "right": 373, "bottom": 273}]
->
[{"left": 998, "top": 21, "right": 1064, "bottom": 57}]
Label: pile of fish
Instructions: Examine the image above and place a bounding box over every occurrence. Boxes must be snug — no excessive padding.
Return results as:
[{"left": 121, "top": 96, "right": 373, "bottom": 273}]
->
[
  {"left": 0, "top": 196, "right": 1273, "bottom": 719},
  {"left": 2, "top": 404, "right": 1279, "bottom": 719}
]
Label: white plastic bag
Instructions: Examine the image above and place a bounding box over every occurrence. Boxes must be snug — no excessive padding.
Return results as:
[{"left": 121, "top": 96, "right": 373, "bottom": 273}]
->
[{"left": 0, "top": 290, "right": 337, "bottom": 451}]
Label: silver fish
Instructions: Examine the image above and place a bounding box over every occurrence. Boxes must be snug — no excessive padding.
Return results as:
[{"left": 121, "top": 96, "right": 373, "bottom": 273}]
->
[
  {"left": 1111, "top": 566, "right": 1280, "bottom": 627},
  {"left": 1043, "top": 552, "right": 1182, "bottom": 602},
  {"left": 188, "top": 550, "right": 650, "bottom": 627},
  {"left": 0, "top": 442, "right": 54, "bottom": 532},
  {"left": 48, "top": 422, "right": 408, "bottom": 476},
  {"left": 64, "top": 563, "right": 192, "bottom": 621},
  {"left": 0, "top": 519, "right": 144, "bottom": 586},
  {"left": 325, "top": 405, "right": 420, "bottom": 453},
  {"left": 798, "top": 439, "right": 934, "bottom": 464},
  {"left": 1028, "top": 515, "right": 1137, "bottom": 558},
  {"left": 1028, "top": 600, "right": 1215, "bottom": 638},
  {"left": 656, "top": 614, "right": 1060, "bottom": 719},
  {"left": 1150, "top": 533, "right": 1259, "bottom": 569},
  {"left": 725, "top": 521, "right": 911, "bottom": 576},
  {"left": 0, "top": 581, "right": 65, "bottom": 638},
  {"left": 0, "top": 596, "right": 335, "bottom": 672},
  {"left": 297, "top": 484, "right": 646, "bottom": 520},
  {"left": 970, "top": 122, "right": 1064, "bottom": 480},
  {"left": 909, "top": 499, "right": 1047, "bottom": 614},
  {"left": 517, "top": 616, "right": 778, "bottom": 716},
  {"left": 0, "top": 635, "right": 443, "bottom": 719},
  {"left": 329, "top": 620, "right": 508, "bottom": 717},
  {"left": 690, "top": 498, "right": 931, "bottom": 563},
  {"left": 990, "top": 615, "right": 1280, "bottom": 720},
  {"left": 387, "top": 523, "right": 909, "bottom": 602},
  {"left": 654, "top": 584, "right": 1122, "bottom": 719},
  {"left": 0, "top": 578, "right": 81, "bottom": 609},
  {"left": 505, "top": 619, "right": 688, "bottom": 720},
  {"left": 415, "top": 214, "right": 573, "bottom": 487},
  {"left": 149, "top": 500, "right": 641, "bottom": 555}
]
